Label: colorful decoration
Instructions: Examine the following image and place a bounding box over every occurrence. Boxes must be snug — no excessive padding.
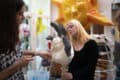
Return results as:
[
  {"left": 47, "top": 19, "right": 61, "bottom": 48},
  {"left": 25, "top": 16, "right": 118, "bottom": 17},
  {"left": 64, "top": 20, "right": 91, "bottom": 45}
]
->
[
  {"left": 52, "top": 0, "right": 113, "bottom": 30},
  {"left": 36, "top": 10, "right": 46, "bottom": 35}
]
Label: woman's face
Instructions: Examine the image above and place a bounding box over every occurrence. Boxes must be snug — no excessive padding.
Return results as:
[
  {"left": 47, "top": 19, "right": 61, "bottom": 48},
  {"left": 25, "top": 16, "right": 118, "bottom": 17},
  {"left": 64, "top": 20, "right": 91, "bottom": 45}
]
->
[
  {"left": 66, "top": 23, "right": 77, "bottom": 36},
  {"left": 16, "top": 6, "right": 25, "bottom": 26}
]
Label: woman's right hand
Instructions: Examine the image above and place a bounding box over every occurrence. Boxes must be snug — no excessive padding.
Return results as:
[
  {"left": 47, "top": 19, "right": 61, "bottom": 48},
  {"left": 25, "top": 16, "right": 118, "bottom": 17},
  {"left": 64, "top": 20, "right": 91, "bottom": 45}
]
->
[
  {"left": 23, "top": 50, "right": 52, "bottom": 60},
  {"left": 16, "top": 54, "right": 33, "bottom": 69},
  {"left": 36, "top": 51, "right": 52, "bottom": 60}
]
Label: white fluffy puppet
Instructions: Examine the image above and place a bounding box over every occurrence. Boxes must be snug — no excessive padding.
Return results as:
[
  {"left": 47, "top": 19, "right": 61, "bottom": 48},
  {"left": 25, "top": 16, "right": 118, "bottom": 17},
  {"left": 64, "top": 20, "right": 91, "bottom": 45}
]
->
[{"left": 47, "top": 22, "right": 74, "bottom": 72}]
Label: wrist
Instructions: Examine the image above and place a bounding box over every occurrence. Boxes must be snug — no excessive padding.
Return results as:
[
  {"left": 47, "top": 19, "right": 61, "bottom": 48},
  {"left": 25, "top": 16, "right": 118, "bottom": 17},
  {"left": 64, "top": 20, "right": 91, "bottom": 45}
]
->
[{"left": 14, "top": 60, "right": 22, "bottom": 70}]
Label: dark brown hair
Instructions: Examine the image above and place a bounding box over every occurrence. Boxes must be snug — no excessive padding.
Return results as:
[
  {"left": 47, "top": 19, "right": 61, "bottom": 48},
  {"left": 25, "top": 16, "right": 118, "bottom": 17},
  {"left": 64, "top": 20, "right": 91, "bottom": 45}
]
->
[{"left": 0, "top": 0, "right": 24, "bottom": 51}]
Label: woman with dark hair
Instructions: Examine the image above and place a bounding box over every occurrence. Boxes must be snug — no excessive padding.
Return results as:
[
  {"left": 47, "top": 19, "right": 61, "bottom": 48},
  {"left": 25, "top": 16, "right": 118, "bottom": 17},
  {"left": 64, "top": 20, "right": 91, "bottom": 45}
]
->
[
  {"left": 0, "top": 0, "right": 25, "bottom": 51},
  {"left": 0, "top": 0, "right": 51, "bottom": 80}
]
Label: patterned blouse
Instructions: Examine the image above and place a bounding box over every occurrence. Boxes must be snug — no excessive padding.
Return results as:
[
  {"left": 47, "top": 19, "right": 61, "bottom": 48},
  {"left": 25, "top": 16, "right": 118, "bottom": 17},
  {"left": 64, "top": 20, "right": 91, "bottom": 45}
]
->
[{"left": 0, "top": 45, "right": 24, "bottom": 80}]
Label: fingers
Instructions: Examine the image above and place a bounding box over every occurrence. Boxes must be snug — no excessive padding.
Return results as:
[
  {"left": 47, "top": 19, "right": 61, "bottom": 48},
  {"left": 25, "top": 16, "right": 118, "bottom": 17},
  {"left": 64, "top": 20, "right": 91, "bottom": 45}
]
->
[
  {"left": 23, "top": 50, "right": 52, "bottom": 61},
  {"left": 23, "top": 55, "right": 33, "bottom": 61},
  {"left": 23, "top": 50, "right": 35, "bottom": 56},
  {"left": 23, "top": 50, "right": 52, "bottom": 58},
  {"left": 36, "top": 51, "right": 52, "bottom": 60},
  {"left": 42, "top": 55, "right": 51, "bottom": 61},
  {"left": 16, "top": 54, "right": 34, "bottom": 68},
  {"left": 61, "top": 72, "right": 73, "bottom": 80}
]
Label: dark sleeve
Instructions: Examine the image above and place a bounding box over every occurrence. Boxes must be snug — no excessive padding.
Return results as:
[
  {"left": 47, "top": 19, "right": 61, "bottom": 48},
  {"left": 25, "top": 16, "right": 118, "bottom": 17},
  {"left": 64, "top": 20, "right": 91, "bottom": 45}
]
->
[
  {"left": 0, "top": 54, "right": 2, "bottom": 71},
  {"left": 113, "top": 41, "right": 120, "bottom": 66},
  {"left": 72, "top": 40, "right": 99, "bottom": 78}
]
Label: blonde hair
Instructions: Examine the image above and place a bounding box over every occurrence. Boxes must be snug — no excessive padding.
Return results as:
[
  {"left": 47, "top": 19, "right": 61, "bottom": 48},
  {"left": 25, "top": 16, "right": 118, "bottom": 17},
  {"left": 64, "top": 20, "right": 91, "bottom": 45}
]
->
[{"left": 66, "top": 19, "right": 90, "bottom": 44}]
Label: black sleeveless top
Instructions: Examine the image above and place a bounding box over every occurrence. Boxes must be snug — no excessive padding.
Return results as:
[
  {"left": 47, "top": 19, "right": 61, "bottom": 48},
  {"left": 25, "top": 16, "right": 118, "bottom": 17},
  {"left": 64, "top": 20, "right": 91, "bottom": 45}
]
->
[{"left": 69, "top": 40, "right": 99, "bottom": 80}]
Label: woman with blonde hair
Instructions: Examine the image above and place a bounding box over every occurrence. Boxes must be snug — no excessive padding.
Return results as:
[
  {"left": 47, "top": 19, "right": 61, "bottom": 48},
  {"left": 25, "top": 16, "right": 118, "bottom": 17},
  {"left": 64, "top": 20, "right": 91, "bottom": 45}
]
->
[
  {"left": 62, "top": 19, "right": 99, "bottom": 80},
  {"left": 66, "top": 19, "right": 90, "bottom": 45}
]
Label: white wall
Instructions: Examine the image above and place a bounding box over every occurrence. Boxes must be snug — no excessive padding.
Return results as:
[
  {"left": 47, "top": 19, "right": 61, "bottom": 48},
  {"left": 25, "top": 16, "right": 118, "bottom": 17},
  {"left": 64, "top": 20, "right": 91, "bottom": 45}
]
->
[{"left": 98, "top": 0, "right": 115, "bottom": 44}]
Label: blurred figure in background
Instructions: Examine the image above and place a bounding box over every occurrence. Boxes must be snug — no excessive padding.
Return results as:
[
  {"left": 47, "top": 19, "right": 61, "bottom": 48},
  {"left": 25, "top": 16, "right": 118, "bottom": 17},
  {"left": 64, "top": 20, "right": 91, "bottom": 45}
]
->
[{"left": 113, "top": 10, "right": 120, "bottom": 80}]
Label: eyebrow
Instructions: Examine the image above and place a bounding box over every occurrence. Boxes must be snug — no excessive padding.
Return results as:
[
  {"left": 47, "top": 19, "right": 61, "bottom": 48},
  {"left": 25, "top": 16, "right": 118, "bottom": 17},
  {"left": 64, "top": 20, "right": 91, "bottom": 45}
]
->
[{"left": 67, "top": 24, "right": 74, "bottom": 27}]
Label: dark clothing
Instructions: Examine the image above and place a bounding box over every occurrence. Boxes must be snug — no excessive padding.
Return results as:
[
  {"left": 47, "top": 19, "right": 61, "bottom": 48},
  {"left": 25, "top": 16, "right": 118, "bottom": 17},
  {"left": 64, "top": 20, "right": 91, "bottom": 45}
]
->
[
  {"left": 113, "top": 41, "right": 120, "bottom": 80},
  {"left": 68, "top": 40, "right": 99, "bottom": 80},
  {"left": 115, "top": 67, "right": 120, "bottom": 80},
  {"left": 113, "top": 41, "right": 120, "bottom": 67}
]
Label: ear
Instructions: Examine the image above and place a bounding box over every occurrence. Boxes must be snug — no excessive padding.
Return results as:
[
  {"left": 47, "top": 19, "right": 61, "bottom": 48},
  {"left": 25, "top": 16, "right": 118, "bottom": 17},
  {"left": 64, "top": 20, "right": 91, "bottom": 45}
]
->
[
  {"left": 63, "top": 36, "right": 71, "bottom": 57},
  {"left": 46, "top": 35, "right": 53, "bottom": 41},
  {"left": 59, "top": 23, "right": 67, "bottom": 36},
  {"left": 50, "top": 22, "right": 62, "bottom": 37},
  {"left": 51, "top": 22, "right": 67, "bottom": 37}
]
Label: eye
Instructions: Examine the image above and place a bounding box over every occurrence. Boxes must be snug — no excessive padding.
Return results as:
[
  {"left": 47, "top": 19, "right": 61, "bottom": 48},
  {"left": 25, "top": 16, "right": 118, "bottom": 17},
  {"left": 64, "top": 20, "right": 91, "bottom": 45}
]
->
[{"left": 66, "top": 23, "right": 74, "bottom": 29}]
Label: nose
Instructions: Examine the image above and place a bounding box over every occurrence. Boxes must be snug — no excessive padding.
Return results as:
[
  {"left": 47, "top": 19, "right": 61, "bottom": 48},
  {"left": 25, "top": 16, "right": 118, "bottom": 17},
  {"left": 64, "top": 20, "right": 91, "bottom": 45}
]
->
[{"left": 67, "top": 27, "right": 72, "bottom": 32}]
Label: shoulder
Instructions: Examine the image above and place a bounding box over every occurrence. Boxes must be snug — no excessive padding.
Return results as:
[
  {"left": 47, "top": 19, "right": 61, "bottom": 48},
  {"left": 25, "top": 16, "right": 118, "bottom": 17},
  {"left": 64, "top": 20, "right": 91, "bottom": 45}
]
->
[
  {"left": 84, "top": 39, "right": 98, "bottom": 51},
  {"left": 85, "top": 40, "right": 99, "bottom": 55},
  {"left": 86, "top": 39, "right": 97, "bottom": 46}
]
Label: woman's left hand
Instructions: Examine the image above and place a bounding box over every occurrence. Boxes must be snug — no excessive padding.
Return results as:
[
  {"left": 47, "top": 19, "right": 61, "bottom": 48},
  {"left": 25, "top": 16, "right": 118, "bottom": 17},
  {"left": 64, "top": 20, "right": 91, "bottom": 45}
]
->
[{"left": 62, "top": 71, "right": 73, "bottom": 80}]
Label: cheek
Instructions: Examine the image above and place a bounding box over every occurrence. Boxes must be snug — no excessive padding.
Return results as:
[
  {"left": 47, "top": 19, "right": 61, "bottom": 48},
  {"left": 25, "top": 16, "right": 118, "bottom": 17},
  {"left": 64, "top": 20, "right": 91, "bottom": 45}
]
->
[
  {"left": 67, "top": 30, "right": 72, "bottom": 34},
  {"left": 68, "top": 31, "right": 74, "bottom": 36},
  {"left": 18, "top": 16, "right": 23, "bottom": 23},
  {"left": 16, "top": 17, "right": 22, "bottom": 26},
  {"left": 67, "top": 29, "right": 73, "bottom": 34},
  {"left": 71, "top": 30, "right": 77, "bottom": 36},
  {"left": 16, "top": 17, "right": 19, "bottom": 24}
]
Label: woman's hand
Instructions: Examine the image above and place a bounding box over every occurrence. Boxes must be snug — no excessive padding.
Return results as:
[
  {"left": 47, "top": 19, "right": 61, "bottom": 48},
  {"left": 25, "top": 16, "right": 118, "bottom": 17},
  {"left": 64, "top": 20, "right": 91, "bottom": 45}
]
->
[
  {"left": 36, "top": 51, "right": 52, "bottom": 60},
  {"left": 23, "top": 50, "right": 51, "bottom": 60},
  {"left": 62, "top": 71, "right": 73, "bottom": 80},
  {"left": 0, "top": 53, "right": 33, "bottom": 80},
  {"left": 23, "top": 50, "right": 35, "bottom": 56},
  {"left": 16, "top": 54, "right": 33, "bottom": 69}
]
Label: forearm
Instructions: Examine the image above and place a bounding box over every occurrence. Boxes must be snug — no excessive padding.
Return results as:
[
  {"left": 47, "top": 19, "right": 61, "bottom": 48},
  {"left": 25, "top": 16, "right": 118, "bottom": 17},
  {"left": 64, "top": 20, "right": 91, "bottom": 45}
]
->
[
  {"left": 0, "top": 62, "right": 21, "bottom": 80},
  {"left": 24, "top": 50, "right": 51, "bottom": 60},
  {"left": 24, "top": 50, "right": 46, "bottom": 58},
  {"left": 36, "top": 51, "right": 51, "bottom": 60}
]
